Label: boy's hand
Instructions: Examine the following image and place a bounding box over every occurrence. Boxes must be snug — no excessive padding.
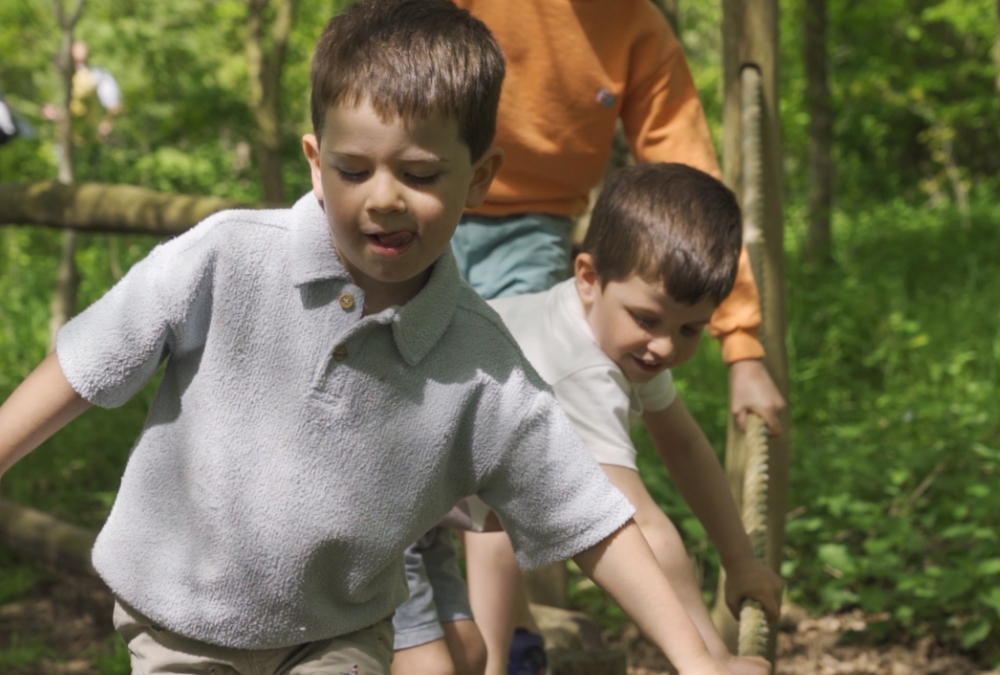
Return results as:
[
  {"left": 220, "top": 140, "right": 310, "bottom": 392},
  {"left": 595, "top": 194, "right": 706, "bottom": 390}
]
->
[
  {"left": 723, "top": 557, "right": 783, "bottom": 622},
  {"left": 728, "top": 359, "right": 785, "bottom": 436}
]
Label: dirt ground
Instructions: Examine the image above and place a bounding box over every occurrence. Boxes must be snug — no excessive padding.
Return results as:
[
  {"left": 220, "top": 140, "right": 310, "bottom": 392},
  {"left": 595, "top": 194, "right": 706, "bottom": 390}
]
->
[{"left": 1, "top": 569, "right": 996, "bottom": 675}]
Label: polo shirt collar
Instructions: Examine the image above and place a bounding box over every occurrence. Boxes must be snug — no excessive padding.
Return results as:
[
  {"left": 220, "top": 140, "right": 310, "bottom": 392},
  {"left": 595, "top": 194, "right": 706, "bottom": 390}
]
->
[
  {"left": 288, "top": 192, "right": 460, "bottom": 366},
  {"left": 391, "top": 248, "right": 460, "bottom": 366},
  {"left": 289, "top": 193, "right": 348, "bottom": 286}
]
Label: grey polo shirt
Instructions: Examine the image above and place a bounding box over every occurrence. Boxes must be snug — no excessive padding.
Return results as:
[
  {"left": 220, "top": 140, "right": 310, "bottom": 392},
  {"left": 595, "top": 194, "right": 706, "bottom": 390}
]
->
[{"left": 56, "top": 194, "right": 634, "bottom": 650}]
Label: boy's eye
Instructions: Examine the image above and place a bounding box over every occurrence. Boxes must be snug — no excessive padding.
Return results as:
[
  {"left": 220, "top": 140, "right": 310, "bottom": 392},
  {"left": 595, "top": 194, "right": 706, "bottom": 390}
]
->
[
  {"left": 629, "top": 312, "right": 655, "bottom": 329},
  {"left": 404, "top": 172, "right": 440, "bottom": 187},
  {"left": 336, "top": 168, "right": 369, "bottom": 182},
  {"left": 681, "top": 325, "right": 705, "bottom": 338}
]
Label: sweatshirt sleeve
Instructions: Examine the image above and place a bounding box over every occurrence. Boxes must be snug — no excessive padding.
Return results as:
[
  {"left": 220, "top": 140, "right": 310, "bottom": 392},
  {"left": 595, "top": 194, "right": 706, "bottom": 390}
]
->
[
  {"left": 619, "top": 10, "right": 764, "bottom": 362},
  {"left": 55, "top": 222, "right": 219, "bottom": 408}
]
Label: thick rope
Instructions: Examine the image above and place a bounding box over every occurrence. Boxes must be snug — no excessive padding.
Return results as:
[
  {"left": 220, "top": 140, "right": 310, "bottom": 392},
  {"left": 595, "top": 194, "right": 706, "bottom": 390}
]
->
[{"left": 736, "top": 414, "right": 771, "bottom": 658}]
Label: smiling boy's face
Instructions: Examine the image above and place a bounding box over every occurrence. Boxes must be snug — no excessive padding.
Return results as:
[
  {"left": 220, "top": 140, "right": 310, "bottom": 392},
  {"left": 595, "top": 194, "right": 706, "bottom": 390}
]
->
[
  {"left": 575, "top": 253, "right": 716, "bottom": 384},
  {"left": 303, "top": 100, "right": 503, "bottom": 312}
]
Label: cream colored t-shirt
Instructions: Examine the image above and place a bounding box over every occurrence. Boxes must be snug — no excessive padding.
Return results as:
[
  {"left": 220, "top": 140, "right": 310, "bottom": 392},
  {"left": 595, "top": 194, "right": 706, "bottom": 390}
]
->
[{"left": 490, "top": 279, "right": 677, "bottom": 470}]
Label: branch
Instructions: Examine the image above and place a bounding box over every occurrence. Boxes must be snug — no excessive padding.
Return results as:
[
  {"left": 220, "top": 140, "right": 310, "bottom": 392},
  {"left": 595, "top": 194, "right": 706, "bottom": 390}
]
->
[
  {"left": 0, "top": 181, "right": 252, "bottom": 236},
  {"left": 68, "top": 0, "right": 86, "bottom": 27}
]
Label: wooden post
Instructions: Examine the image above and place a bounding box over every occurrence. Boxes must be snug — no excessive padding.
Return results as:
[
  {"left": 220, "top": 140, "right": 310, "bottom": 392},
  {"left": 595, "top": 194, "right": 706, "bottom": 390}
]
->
[{"left": 712, "top": 0, "right": 790, "bottom": 665}]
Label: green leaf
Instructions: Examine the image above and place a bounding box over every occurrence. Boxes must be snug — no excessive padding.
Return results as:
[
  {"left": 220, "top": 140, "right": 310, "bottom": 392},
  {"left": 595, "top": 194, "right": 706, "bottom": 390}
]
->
[
  {"left": 980, "top": 587, "right": 1000, "bottom": 619},
  {"left": 818, "top": 543, "right": 857, "bottom": 576},
  {"left": 977, "top": 559, "right": 1000, "bottom": 577},
  {"left": 960, "top": 618, "right": 992, "bottom": 648}
]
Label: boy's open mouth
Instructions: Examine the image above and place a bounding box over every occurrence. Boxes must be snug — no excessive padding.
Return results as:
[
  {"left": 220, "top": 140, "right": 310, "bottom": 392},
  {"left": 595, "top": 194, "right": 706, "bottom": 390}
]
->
[
  {"left": 630, "top": 355, "right": 662, "bottom": 373},
  {"left": 367, "top": 231, "right": 415, "bottom": 254}
]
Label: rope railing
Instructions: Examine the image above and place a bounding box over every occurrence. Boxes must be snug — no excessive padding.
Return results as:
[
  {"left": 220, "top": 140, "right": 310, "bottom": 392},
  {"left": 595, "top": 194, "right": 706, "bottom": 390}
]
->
[
  {"left": 734, "top": 64, "right": 774, "bottom": 663},
  {"left": 736, "top": 414, "right": 771, "bottom": 658}
]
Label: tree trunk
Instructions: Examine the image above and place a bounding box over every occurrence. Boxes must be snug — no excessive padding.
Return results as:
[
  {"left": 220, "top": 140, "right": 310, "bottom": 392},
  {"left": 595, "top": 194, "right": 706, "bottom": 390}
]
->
[
  {"left": 994, "top": 0, "right": 1000, "bottom": 98},
  {"left": 48, "top": 0, "right": 86, "bottom": 350},
  {"left": 246, "top": 0, "right": 298, "bottom": 204},
  {"left": 0, "top": 181, "right": 246, "bottom": 235},
  {"left": 804, "top": 0, "right": 833, "bottom": 264}
]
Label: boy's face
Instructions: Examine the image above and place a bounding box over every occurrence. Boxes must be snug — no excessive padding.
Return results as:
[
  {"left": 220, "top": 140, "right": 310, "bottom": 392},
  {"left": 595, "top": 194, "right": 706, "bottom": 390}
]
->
[
  {"left": 575, "top": 254, "right": 716, "bottom": 384},
  {"left": 303, "top": 100, "right": 503, "bottom": 310}
]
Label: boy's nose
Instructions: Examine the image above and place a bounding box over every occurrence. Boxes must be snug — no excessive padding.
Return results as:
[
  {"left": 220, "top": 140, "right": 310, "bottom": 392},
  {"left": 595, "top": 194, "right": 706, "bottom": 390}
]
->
[
  {"left": 367, "top": 172, "right": 405, "bottom": 213},
  {"left": 648, "top": 335, "right": 674, "bottom": 361}
]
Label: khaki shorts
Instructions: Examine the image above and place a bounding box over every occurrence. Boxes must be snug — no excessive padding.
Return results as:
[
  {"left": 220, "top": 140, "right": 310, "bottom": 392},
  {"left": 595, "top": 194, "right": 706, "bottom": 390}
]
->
[{"left": 113, "top": 600, "right": 393, "bottom": 675}]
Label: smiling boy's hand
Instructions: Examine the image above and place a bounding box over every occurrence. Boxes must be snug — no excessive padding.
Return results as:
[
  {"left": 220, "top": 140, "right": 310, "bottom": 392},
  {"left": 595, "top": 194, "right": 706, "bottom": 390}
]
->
[
  {"left": 728, "top": 359, "right": 785, "bottom": 436},
  {"left": 723, "top": 557, "right": 783, "bottom": 622}
]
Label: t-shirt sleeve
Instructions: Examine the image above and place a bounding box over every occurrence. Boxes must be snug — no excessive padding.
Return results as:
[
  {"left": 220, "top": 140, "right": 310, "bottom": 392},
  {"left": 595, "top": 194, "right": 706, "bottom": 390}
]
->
[
  {"left": 551, "top": 366, "right": 641, "bottom": 470},
  {"left": 56, "top": 225, "right": 217, "bottom": 408},
  {"left": 634, "top": 368, "right": 677, "bottom": 413},
  {"left": 475, "top": 382, "right": 635, "bottom": 571}
]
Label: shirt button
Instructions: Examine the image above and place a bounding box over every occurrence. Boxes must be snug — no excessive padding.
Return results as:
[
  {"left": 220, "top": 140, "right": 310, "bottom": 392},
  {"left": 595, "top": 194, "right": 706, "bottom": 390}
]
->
[
  {"left": 333, "top": 344, "right": 348, "bottom": 361},
  {"left": 339, "top": 293, "right": 355, "bottom": 310}
]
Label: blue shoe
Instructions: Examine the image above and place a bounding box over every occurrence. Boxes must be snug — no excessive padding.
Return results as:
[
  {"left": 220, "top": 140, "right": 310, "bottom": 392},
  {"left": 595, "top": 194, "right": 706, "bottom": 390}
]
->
[{"left": 508, "top": 627, "right": 546, "bottom": 675}]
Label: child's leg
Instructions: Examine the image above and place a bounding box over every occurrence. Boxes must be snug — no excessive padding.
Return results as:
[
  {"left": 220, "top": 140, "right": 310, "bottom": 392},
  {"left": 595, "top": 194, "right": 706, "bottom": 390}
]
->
[
  {"left": 463, "top": 532, "right": 544, "bottom": 675},
  {"left": 464, "top": 530, "right": 522, "bottom": 675},
  {"left": 394, "top": 528, "right": 485, "bottom": 675},
  {"left": 600, "top": 464, "right": 769, "bottom": 675},
  {"left": 442, "top": 619, "right": 488, "bottom": 675}
]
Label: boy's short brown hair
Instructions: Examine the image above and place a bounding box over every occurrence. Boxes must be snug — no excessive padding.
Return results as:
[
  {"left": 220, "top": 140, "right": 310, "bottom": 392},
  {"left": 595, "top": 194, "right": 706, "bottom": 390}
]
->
[
  {"left": 310, "top": 0, "right": 505, "bottom": 161},
  {"left": 581, "top": 163, "right": 742, "bottom": 305}
]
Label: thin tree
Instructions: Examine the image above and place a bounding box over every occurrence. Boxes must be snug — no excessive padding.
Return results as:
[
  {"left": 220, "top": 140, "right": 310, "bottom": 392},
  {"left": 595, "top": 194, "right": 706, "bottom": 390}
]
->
[
  {"left": 246, "top": 0, "right": 298, "bottom": 204},
  {"left": 994, "top": 0, "right": 1000, "bottom": 98},
  {"left": 804, "top": 0, "right": 833, "bottom": 264},
  {"left": 47, "top": 0, "right": 85, "bottom": 350}
]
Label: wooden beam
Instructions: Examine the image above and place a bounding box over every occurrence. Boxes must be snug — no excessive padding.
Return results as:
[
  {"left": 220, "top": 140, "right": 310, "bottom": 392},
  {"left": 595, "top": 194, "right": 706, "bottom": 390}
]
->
[
  {"left": 0, "top": 498, "right": 98, "bottom": 578},
  {"left": 0, "top": 181, "right": 249, "bottom": 236}
]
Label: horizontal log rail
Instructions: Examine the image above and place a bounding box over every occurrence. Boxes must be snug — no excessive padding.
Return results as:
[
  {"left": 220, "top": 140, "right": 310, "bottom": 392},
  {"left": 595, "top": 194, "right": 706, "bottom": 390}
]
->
[
  {"left": 0, "top": 498, "right": 98, "bottom": 578},
  {"left": 0, "top": 181, "right": 258, "bottom": 236}
]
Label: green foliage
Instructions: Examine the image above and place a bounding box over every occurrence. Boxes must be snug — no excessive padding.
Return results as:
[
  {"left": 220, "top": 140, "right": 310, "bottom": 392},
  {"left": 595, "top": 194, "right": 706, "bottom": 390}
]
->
[
  {"left": 0, "top": 634, "right": 53, "bottom": 671},
  {"left": 782, "top": 199, "right": 1000, "bottom": 658},
  {"left": 86, "top": 635, "right": 131, "bottom": 675}
]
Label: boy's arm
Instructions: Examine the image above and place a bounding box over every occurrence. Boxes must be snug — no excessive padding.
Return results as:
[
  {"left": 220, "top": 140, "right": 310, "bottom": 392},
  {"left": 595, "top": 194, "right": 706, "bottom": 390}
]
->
[
  {"left": 642, "top": 398, "right": 782, "bottom": 620},
  {"left": 574, "top": 520, "right": 726, "bottom": 674},
  {"left": 0, "top": 352, "right": 91, "bottom": 479}
]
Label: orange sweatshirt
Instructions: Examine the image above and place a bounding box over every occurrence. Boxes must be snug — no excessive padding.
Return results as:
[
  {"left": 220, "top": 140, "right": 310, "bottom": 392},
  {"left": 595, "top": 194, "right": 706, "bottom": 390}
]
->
[{"left": 456, "top": 0, "right": 764, "bottom": 362}]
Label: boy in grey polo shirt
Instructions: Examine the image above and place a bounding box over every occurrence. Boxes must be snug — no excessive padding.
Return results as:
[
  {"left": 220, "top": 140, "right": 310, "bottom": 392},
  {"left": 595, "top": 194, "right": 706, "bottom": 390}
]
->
[{"left": 0, "top": 1, "right": 731, "bottom": 674}]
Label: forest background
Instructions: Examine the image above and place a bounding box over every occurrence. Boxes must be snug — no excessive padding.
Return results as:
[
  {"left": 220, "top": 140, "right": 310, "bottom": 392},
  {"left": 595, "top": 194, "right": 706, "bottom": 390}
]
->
[{"left": 0, "top": 0, "right": 999, "bottom": 671}]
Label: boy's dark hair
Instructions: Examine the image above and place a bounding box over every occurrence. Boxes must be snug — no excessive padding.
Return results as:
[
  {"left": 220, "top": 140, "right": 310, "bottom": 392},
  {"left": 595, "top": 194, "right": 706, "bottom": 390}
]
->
[
  {"left": 582, "top": 163, "right": 743, "bottom": 305},
  {"left": 310, "top": 0, "right": 505, "bottom": 161}
]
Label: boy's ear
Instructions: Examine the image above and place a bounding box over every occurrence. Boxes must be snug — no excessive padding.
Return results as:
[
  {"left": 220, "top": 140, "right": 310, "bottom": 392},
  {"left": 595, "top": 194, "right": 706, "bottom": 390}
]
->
[
  {"left": 464, "top": 146, "right": 505, "bottom": 209},
  {"left": 574, "top": 252, "right": 600, "bottom": 310},
  {"left": 302, "top": 134, "right": 325, "bottom": 204}
]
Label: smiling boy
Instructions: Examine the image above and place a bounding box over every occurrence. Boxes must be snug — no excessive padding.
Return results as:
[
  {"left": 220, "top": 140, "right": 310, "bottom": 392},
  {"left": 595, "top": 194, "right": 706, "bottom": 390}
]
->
[
  {"left": 490, "top": 163, "right": 784, "bottom": 675},
  {"left": 0, "top": 2, "right": 734, "bottom": 674}
]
